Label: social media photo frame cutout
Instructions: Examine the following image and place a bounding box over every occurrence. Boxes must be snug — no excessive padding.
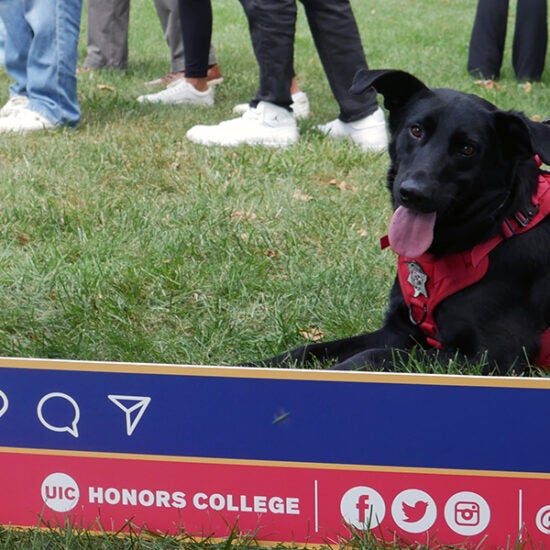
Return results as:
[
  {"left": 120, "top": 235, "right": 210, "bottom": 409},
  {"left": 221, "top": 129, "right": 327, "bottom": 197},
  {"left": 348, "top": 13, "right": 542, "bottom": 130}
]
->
[{"left": 0, "top": 356, "right": 549, "bottom": 548}]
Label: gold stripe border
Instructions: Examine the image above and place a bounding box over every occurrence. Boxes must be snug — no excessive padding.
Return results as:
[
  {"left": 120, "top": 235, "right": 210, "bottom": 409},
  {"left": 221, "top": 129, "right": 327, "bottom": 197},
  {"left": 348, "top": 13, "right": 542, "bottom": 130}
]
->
[
  {"left": 1, "top": 445, "right": 549, "bottom": 480},
  {"left": 0, "top": 356, "right": 549, "bottom": 389}
]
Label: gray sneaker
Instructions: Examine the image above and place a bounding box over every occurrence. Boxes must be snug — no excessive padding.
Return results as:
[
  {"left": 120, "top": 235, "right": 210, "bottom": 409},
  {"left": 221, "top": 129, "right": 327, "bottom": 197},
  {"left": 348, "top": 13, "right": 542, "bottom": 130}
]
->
[{"left": 137, "top": 79, "right": 214, "bottom": 106}]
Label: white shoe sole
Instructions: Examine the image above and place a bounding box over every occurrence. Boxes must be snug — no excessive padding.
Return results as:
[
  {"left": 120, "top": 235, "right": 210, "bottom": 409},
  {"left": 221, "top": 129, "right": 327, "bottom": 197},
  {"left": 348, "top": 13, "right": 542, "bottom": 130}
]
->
[{"left": 187, "top": 126, "right": 298, "bottom": 147}]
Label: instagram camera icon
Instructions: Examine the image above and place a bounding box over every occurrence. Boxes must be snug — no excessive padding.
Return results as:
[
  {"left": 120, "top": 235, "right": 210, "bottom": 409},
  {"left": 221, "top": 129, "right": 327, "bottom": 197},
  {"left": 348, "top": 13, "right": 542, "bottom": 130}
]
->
[{"left": 455, "top": 501, "right": 480, "bottom": 526}]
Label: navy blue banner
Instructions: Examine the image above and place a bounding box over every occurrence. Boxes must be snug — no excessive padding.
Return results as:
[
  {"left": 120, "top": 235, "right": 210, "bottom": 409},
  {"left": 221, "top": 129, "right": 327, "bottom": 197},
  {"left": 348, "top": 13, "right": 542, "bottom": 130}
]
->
[{"left": 0, "top": 359, "right": 548, "bottom": 473}]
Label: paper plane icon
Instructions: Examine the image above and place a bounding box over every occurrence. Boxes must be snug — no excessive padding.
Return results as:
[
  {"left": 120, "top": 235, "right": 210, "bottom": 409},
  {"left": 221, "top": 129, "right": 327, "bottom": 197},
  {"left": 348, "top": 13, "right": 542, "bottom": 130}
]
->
[{"left": 108, "top": 395, "right": 151, "bottom": 436}]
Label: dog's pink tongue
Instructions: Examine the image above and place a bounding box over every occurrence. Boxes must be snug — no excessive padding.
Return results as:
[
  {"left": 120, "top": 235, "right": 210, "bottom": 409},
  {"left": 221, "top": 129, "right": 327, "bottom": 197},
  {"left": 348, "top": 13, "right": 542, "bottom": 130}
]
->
[{"left": 388, "top": 206, "right": 436, "bottom": 258}]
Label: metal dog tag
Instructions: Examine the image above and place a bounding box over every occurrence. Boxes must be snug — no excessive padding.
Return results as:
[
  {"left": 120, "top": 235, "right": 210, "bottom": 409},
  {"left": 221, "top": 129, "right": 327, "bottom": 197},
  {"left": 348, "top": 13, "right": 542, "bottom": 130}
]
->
[{"left": 406, "top": 261, "right": 428, "bottom": 298}]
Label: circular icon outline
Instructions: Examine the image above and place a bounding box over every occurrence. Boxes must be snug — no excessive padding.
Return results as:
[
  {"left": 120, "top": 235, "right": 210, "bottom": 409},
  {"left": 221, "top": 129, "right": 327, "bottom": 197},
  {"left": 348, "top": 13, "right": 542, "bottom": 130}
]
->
[
  {"left": 444, "top": 491, "right": 491, "bottom": 536},
  {"left": 0, "top": 390, "right": 8, "bottom": 419},
  {"left": 391, "top": 488, "right": 437, "bottom": 533},
  {"left": 41, "top": 472, "right": 80, "bottom": 512},
  {"left": 340, "top": 486, "right": 386, "bottom": 530},
  {"left": 536, "top": 504, "right": 550, "bottom": 534}
]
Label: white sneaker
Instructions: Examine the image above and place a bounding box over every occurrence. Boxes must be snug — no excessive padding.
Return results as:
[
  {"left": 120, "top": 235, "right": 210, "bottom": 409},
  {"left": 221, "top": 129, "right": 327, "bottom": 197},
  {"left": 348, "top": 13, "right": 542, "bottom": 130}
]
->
[
  {"left": 233, "top": 91, "right": 310, "bottom": 120},
  {"left": 187, "top": 101, "right": 298, "bottom": 147},
  {"left": 316, "top": 107, "right": 388, "bottom": 152},
  {"left": 0, "top": 95, "right": 30, "bottom": 117},
  {"left": 0, "top": 108, "right": 55, "bottom": 133},
  {"left": 137, "top": 79, "right": 214, "bottom": 106}
]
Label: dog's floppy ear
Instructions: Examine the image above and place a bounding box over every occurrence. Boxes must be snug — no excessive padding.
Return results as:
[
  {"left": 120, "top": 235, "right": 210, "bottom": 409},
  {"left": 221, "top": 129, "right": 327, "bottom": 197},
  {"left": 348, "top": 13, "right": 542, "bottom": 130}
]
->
[
  {"left": 494, "top": 111, "right": 550, "bottom": 164},
  {"left": 350, "top": 69, "right": 429, "bottom": 111}
]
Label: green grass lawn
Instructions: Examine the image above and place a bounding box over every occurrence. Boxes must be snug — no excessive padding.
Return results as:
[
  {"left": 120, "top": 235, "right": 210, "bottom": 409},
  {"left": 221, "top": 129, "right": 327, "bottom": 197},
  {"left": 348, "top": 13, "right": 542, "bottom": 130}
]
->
[{"left": 0, "top": 0, "right": 548, "bottom": 547}]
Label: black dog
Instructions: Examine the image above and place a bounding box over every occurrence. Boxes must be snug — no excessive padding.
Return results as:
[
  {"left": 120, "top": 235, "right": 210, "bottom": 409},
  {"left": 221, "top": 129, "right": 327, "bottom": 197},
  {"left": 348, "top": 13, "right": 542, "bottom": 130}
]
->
[{"left": 256, "top": 69, "right": 550, "bottom": 375}]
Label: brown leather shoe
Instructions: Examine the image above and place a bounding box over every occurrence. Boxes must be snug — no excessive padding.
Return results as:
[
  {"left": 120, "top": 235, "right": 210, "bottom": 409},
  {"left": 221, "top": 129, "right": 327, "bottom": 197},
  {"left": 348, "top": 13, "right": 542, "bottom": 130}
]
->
[
  {"left": 207, "top": 64, "right": 223, "bottom": 86},
  {"left": 143, "top": 71, "right": 185, "bottom": 87}
]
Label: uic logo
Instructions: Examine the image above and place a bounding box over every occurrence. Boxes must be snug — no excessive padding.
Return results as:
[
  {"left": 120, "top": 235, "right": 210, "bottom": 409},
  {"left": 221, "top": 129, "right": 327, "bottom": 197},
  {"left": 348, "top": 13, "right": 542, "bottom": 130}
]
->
[{"left": 41, "top": 473, "right": 80, "bottom": 512}]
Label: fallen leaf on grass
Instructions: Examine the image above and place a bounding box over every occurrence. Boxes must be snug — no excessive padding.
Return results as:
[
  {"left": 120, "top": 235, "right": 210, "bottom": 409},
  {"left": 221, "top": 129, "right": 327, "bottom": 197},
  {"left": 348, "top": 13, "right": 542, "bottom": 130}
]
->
[
  {"left": 293, "top": 190, "right": 313, "bottom": 202},
  {"left": 473, "top": 79, "right": 505, "bottom": 90},
  {"left": 96, "top": 84, "right": 115, "bottom": 91},
  {"left": 231, "top": 210, "right": 257, "bottom": 221},
  {"left": 18, "top": 233, "right": 31, "bottom": 245},
  {"left": 329, "top": 178, "right": 356, "bottom": 192},
  {"left": 299, "top": 328, "right": 324, "bottom": 342}
]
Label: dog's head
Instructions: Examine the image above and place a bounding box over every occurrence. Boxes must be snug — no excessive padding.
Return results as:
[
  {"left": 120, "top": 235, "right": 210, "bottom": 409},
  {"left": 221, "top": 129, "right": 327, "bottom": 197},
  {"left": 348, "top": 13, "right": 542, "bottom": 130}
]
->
[{"left": 352, "top": 69, "right": 550, "bottom": 257}]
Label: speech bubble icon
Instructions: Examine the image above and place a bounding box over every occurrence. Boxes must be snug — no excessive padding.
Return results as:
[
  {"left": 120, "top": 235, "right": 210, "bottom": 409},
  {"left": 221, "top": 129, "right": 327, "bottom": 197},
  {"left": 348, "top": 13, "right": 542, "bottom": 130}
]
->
[
  {"left": 37, "top": 392, "right": 80, "bottom": 438},
  {"left": 0, "top": 390, "right": 8, "bottom": 419}
]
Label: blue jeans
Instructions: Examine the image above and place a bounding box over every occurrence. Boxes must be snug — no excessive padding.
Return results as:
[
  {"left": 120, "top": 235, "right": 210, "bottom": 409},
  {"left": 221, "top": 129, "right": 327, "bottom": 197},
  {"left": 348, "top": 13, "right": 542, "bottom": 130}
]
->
[{"left": 0, "top": 0, "right": 82, "bottom": 126}]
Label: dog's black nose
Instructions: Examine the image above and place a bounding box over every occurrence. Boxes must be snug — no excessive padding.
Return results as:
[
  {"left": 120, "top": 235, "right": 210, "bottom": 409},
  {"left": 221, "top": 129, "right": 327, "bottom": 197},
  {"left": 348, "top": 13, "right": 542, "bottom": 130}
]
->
[{"left": 398, "top": 179, "right": 432, "bottom": 210}]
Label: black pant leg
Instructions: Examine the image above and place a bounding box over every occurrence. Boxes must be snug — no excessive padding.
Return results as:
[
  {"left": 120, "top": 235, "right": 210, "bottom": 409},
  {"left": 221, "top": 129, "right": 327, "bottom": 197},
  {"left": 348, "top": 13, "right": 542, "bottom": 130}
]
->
[
  {"left": 240, "top": 0, "right": 296, "bottom": 107},
  {"left": 513, "top": 0, "right": 547, "bottom": 80},
  {"left": 467, "top": 0, "right": 509, "bottom": 79},
  {"left": 300, "top": 0, "right": 377, "bottom": 122},
  {"left": 178, "top": 0, "right": 212, "bottom": 77}
]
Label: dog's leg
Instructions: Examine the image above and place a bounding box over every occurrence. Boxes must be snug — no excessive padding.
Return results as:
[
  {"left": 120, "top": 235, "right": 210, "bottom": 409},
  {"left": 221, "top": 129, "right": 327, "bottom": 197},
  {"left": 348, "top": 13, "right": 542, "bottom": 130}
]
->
[
  {"left": 254, "top": 328, "right": 412, "bottom": 369},
  {"left": 329, "top": 348, "right": 405, "bottom": 371}
]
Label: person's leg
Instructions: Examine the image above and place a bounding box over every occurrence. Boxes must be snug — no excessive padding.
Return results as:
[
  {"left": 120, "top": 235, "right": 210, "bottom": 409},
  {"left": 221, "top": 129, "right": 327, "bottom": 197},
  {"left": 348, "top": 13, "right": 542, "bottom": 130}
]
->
[
  {"left": 0, "top": 0, "right": 82, "bottom": 130},
  {"left": 298, "top": 0, "right": 386, "bottom": 151},
  {"left": 184, "top": 0, "right": 299, "bottom": 147},
  {"left": 467, "top": 0, "right": 509, "bottom": 79},
  {"left": 83, "top": 0, "right": 129, "bottom": 70},
  {"left": 178, "top": 0, "right": 211, "bottom": 85},
  {"left": 240, "top": 0, "right": 296, "bottom": 108},
  {"left": 0, "top": 1, "right": 31, "bottom": 98},
  {"left": 300, "top": 0, "right": 377, "bottom": 122},
  {"left": 513, "top": 0, "right": 547, "bottom": 80},
  {"left": 27, "top": 0, "right": 82, "bottom": 124},
  {"left": 153, "top": 0, "right": 186, "bottom": 73},
  {"left": 137, "top": 0, "right": 215, "bottom": 104}
]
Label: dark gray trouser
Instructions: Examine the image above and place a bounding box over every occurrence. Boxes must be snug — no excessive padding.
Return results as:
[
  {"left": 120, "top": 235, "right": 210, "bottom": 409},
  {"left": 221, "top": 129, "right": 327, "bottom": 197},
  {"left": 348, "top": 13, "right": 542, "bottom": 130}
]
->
[
  {"left": 83, "top": 0, "right": 129, "bottom": 69},
  {"left": 240, "top": 0, "right": 378, "bottom": 122},
  {"left": 468, "top": 0, "right": 548, "bottom": 81}
]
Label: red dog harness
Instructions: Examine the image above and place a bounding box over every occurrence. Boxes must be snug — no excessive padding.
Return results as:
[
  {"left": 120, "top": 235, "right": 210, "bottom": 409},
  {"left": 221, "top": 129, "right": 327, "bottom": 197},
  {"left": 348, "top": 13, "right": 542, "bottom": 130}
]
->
[{"left": 383, "top": 167, "right": 550, "bottom": 366}]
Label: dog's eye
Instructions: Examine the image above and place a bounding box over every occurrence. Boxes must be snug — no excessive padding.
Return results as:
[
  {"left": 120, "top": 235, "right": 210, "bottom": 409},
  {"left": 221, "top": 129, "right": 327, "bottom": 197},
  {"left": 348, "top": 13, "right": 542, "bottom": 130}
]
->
[
  {"left": 410, "top": 125, "right": 423, "bottom": 139},
  {"left": 459, "top": 144, "right": 476, "bottom": 157}
]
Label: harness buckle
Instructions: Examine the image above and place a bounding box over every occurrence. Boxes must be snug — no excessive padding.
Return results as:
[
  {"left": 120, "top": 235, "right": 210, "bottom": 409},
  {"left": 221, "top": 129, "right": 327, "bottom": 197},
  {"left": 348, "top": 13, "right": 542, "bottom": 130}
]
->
[{"left": 514, "top": 204, "right": 539, "bottom": 228}]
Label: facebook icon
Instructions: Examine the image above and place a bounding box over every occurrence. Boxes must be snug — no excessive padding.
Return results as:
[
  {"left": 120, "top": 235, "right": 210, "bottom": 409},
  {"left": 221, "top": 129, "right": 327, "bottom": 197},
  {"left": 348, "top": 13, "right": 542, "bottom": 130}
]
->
[
  {"left": 356, "top": 494, "right": 371, "bottom": 523},
  {"left": 340, "top": 486, "right": 386, "bottom": 529}
]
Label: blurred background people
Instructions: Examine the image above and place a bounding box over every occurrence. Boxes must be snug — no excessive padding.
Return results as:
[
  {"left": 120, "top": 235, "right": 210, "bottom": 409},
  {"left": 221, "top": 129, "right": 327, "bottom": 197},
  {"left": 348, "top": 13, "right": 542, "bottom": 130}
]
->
[
  {"left": 81, "top": 0, "right": 222, "bottom": 91},
  {"left": 186, "top": 0, "right": 387, "bottom": 150},
  {"left": 468, "top": 0, "right": 547, "bottom": 81}
]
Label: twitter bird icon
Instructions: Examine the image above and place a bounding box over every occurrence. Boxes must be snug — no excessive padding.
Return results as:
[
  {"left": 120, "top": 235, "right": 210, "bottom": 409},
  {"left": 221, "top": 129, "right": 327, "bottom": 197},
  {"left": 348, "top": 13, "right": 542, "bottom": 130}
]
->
[
  {"left": 402, "top": 499, "right": 429, "bottom": 522},
  {"left": 392, "top": 489, "right": 437, "bottom": 533}
]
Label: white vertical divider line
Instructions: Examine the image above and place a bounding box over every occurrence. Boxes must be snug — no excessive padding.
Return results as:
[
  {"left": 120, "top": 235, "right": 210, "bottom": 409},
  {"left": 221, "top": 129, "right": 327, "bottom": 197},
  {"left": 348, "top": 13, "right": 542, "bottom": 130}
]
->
[
  {"left": 314, "top": 479, "right": 319, "bottom": 532},
  {"left": 518, "top": 488, "right": 523, "bottom": 541}
]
